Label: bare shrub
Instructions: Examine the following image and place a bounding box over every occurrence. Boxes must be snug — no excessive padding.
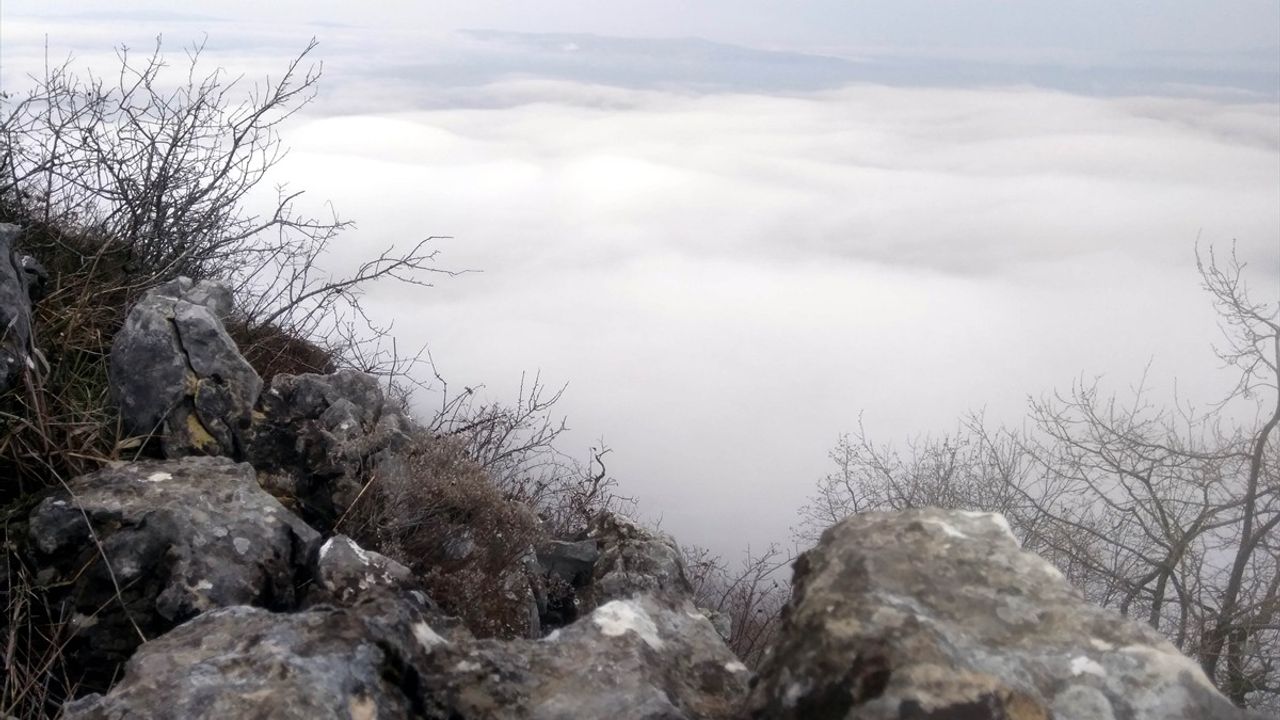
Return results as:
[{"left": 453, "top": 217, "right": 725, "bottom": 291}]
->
[
  {"left": 683, "top": 543, "right": 790, "bottom": 668},
  {"left": 796, "top": 245, "right": 1279, "bottom": 710},
  {"left": 0, "top": 37, "right": 452, "bottom": 491},
  {"left": 337, "top": 433, "right": 545, "bottom": 638},
  {"left": 428, "top": 368, "right": 634, "bottom": 537}
]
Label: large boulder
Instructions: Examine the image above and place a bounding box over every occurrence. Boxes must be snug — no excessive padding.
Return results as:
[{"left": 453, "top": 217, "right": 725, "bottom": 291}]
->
[
  {"left": 27, "top": 456, "right": 320, "bottom": 689},
  {"left": 0, "top": 223, "right": 35, "bottom": 393},
  {"left": 109, "top": 277, "right": 260, "bottom": 457},
  {"left": 248, "top": 369, "right": 412, "bottom": 526},
  {"left": 747, "top": 508, "right": 1261, "bottom": 720}
]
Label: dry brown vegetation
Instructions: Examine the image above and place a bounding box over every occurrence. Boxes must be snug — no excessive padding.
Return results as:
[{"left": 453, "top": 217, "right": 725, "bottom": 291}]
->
[{"left": 338, "top": 434, "right": 546, "bottom": 638}]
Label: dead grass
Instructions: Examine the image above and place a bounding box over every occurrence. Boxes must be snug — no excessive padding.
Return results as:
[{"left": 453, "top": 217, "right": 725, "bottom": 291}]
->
[{"left": 338, "top": 433, "right": 545, "bottom": 638}]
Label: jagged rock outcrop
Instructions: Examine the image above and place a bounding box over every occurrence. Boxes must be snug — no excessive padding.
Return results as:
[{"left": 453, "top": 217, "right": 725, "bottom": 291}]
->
[
  {"left": 58, "top": 521, "right": 747, "bottom": 720},
  {"left": 585, "top": 512, "right": 692, "bottom": 607},
  {"left": 417, "top": 593, "right": 750, "bottom": 719},
  {"left": 248, "top": 368, "right": 412, "bottom": 526},
  {"left": 0, "top": 222, "right": 36, "bottom": 393},
  {"left": 27, "top": 456, "right": 320, "bottom": 687},
  {"left": 65, "top": 594, "right": 747, "bottom": 720},
  {"left": 109, "top": 277, "right": 261, "bottom": 457},
  {"left": 746, "top": 508, "right": 1260, "bottom": 720}
]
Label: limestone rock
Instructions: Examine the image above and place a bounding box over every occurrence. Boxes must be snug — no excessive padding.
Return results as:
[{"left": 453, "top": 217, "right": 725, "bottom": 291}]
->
[
  {"left": 586, "top": 512, "right": 692, "bottom": 607},
  {"left": 746, "top": 508, "right": 1260, "bottom": 720},
  {"left": 109, "top": 277, "right": 260, "bottom": 457},
  {"left": 0, "top": 223, "right": 34, "bottom": 394},
  {"left": 248, "top": 368, "right": 412, "bottom": 526},
  {"left": 63, "top": 588, "right": 745, "bottom": 720},
  {"left": 27, "top": 457, "right": 320, "bottom": 689},
  {"left": 62, "top": 601, "right": 440, "bottom": 720},
  {"left": 419, "top": 593, "right": 749, "bottom": 719},
  {"left": 309, "top": 533, "right": 421, "bottom": 608}
]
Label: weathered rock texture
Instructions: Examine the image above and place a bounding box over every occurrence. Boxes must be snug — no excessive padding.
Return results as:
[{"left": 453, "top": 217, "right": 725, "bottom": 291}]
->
[
  {"left": 586, "top": 512, "right": 692, "bottom": 607},
  {"left": 62, "top": 601, "right": 439, "bottom": 720},
  {"left": 27, "top": 457, "right": 319, "bottom": 686},
  {"left": 109, "top": 277, "right": 260, "bottom": 457},
  {"left": 0, "top": 222, "right": 34, "bottom": 393},
  {"left": 309, "top": 533, "right": 420, "bottom": 608},
  {"left": 58, "top": 518, "right": 745, "bottom": 720},
  {"left": 418, "top": 593, "right": 750, "bottom": 719},
  {"left": 747, "top": 508, "right": 1260, "bottom": 720},
  {"left": 248, "top": 368, "right": 412, "bottom": 526}
]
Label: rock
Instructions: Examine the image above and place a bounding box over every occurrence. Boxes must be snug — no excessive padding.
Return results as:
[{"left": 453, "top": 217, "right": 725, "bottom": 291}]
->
[
  {"left": 419, "top": 593, "right": 749, "bottom": 719},
  {"left": 109, "top": 277, "right": 260, "bottom": 457},
  {"left": 27, "top": 457, "right": 320, "bottom": 690},
  {"left": 248, "top": 369, "right": 412, "bottom": 526},
  {"left": 65, "top": 586, "right": 746, "bottom": 719},
  {"left": 62, "top": 601, "right": 441, "bottom": 720},
  {"left": 532, "top": 539, "right": 599, "bottom": 631},
  {"left": 746, "top": 508, "right": 1260, "bottom": 720},
  {"left": 309, "top": 533, "right": 419, "bottom": 607},
  {"left": 0, "top": 223, "right": 34, "bottom": 394},
  {"left": 586, "top": 512, "right": 692, "bottom": 607},
  {"left": 538, "top": 539, "right": 600, "bottom": 586}
]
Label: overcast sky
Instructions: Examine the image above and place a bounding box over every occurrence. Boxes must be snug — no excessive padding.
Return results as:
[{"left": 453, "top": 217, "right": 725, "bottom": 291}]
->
[{"left": 3, "top": 3, "right": 1278, "bottom": 556}]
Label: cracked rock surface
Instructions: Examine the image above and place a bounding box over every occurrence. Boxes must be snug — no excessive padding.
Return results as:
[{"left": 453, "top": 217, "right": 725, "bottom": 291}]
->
[
  {"left": 27, "top": 457, "right": 320, "bottom": 690},
  {"left": 109, "top": 276, "right": 260, "bottom": 457},
  {"left": 746, "top": 508, "right": 1261, "bottom": 720},
  {"left": 248, "top": 368, "right": 412, "bottom": 527}
]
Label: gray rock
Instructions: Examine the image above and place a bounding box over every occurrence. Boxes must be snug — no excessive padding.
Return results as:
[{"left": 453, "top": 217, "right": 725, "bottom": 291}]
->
[
  {"left": 62, "top": 601, "right": 441, "bottom": 720},
  {"left": 746, "top": 508, "right": 1259, "bottom": 720},
  {"left": 27, "top": 457, "right": 320, "bottom": 689},
  {"left": 109, "top": 277, "right": 260, "bottom": 457},
  {"left": 65, "top": 588, "right": 745, "bottom": 719},
  {"left": 586, "top": 512, "right": 692, "bottom": 607},
  {"left": 537, "top": 539, "right": 600, "bottom": 586},
  {"left": 0, "top": 223, "right": 34, "bottom": 394},
  {"left": 309, "top": 533, "right": 419, "bottom": 607},
  {"left": 420, "top": 593, "right": 749, "bottom": 719},
  {"left": 248, "top": 369, "right": 412, "bottom": 526}
]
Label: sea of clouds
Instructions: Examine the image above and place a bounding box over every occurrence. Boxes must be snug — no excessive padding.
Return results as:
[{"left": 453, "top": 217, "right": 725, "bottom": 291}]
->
[{"left": 4, "top": 14, "right": 1277, "bottom": 553}]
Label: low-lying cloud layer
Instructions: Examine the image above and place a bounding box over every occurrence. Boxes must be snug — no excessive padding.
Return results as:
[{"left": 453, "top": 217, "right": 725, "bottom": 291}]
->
[
  {"left": 275, "top": 81, "right": 1276, "bottom": 551},
  {"left": 3, "top": 15, "right": 1278, "bottom": 553}
]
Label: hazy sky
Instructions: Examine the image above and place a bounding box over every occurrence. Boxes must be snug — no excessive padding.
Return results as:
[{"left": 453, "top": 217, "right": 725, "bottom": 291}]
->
[
  {"left": 2, "top": 4, "right": 1278, "bottom": 556},
  {"left": 13, "top": 0, "right": 1280, "bottom": 56}
]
